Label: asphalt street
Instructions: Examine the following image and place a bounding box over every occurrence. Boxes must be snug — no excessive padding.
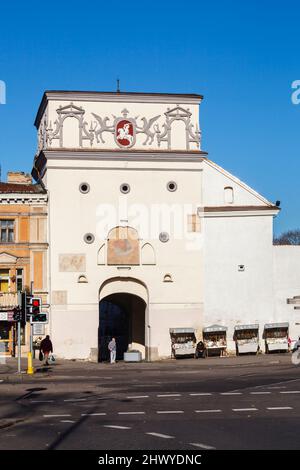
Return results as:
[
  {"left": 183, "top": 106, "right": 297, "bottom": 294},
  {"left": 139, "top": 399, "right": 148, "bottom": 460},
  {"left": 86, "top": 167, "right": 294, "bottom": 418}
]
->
[{"left": 0, "top": 354, "right": 299, "bottom": 450}]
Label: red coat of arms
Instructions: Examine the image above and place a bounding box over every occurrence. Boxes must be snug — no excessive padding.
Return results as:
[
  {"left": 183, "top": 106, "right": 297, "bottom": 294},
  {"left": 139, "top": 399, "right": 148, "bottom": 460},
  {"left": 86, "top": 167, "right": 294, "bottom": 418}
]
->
[{"left": 115, "top": 119, "right": 135, "bottom": 148}]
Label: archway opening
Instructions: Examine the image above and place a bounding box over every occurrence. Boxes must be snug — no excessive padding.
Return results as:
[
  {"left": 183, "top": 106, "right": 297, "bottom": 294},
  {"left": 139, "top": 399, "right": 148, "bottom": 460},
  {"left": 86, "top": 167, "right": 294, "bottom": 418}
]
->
[{"left": 98, "top": 293, "right": 146, "bottom": 362}]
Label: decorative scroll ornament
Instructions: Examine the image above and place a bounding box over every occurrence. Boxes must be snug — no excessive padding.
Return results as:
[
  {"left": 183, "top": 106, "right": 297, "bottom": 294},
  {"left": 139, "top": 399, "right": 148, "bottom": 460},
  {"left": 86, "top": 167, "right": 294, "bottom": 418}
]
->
[
  {"left": 38, "top": 108, "right": 48, "bottom": 151},
  {"left": 41, "top": 103, "right": 201, "bottom": 151},
  {"left": 46, "top": 103, "right": 94, "bottom": 147},
  {"left": 91, "top": 108, "right": 160, "bottom": 147},
  {"left": 155, "top": 105, "right": 201, "bottom": 150}
]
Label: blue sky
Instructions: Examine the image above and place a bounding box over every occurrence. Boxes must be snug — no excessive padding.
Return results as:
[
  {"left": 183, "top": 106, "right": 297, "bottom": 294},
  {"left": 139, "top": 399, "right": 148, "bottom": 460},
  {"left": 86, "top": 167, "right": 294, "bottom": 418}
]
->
[{"left": 0, "top": 0, "right": 299, "bottom": 235}]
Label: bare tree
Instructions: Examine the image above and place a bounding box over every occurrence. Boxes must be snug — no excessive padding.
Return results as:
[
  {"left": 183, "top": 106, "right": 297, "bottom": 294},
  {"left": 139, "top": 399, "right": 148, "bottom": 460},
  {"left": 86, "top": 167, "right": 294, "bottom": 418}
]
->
[{"left": 274, "top": 229, "right": 300, "bottom": 245}]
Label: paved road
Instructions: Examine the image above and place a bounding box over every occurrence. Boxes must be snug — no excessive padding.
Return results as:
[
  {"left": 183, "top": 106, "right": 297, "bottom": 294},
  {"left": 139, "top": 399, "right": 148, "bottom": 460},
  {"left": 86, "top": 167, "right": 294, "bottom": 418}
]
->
[{"left": 0, "top": 354, "right": 299, "bottom": 450}]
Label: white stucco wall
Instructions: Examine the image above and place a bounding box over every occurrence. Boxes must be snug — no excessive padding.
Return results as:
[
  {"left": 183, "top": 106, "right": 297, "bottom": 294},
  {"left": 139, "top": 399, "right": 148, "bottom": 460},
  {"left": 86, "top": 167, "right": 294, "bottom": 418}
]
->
[
  {"left": 46, "top": 156, "right": 204, "bottom": 359},
  {"left": 273, "top": 246, "right": 300, "bottom": 342}
]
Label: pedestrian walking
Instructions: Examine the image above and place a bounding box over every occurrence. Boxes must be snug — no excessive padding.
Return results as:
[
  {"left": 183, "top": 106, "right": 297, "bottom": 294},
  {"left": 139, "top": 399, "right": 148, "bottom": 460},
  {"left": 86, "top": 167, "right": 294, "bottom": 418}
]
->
[
  {"left": 108, "top": 337, "right": 116, "bottom": 363},
  {"left": 40, "top": 335, "right": 53, "bottom": 366}
]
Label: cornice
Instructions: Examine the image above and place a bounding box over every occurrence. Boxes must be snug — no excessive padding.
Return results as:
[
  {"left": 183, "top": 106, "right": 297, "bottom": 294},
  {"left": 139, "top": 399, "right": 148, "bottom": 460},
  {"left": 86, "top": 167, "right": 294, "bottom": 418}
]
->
[
  {"left": 35, "top": 91, "right": 203, "bottom": 127},
  {"left": 38, "top": 148, "right": 207, "bottom": 163}
]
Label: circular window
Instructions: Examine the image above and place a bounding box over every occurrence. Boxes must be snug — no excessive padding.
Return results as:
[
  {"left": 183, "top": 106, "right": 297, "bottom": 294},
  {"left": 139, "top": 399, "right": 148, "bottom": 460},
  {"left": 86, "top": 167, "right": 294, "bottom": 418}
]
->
[
  {"left": 167, "top": 181, "right": 177, "bottom": 192},
  {"left": 159, "top": 232, "right": 169, "bottom": 243},
  {"left": 120, "top": 183, "right": 130, "bottom": 194},
  {"left": 79, "top": 182, "right": 90, "bottom": 194},
  {"left": 84, "top": 233, "right": 95, "bottom": 244}
]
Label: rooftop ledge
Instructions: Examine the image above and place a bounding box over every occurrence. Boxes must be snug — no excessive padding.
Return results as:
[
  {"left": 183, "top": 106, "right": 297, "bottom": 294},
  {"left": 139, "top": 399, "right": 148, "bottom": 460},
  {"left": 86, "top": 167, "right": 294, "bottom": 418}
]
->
[{"left": 34, "top": 90, "right": 204, "bottom": 127}]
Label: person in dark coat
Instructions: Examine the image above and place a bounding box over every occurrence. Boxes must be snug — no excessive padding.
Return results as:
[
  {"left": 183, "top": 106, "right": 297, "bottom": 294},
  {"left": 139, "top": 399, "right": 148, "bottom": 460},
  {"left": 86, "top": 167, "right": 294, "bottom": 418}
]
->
[{"left": 40, "top": 335, "right": 53, "bottom": 366}]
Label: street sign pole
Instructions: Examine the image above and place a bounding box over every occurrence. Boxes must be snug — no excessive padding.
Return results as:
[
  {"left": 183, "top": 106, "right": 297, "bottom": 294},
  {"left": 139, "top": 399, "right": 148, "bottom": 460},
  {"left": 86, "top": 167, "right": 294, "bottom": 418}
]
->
[
  {"left": 27, "top": 282, "right": 34, "bottom": 375},
  {"left": 17, "top": 292, "right": 22, "bottom": 374},
  {"left": 17, "top": 321, "right": 21, "bottom": 374}
]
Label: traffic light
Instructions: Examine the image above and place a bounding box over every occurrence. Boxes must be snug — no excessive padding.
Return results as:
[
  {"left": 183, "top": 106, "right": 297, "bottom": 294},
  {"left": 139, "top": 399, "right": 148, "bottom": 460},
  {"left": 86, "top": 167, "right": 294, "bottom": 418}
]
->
[
  {"left": 31, "top": 297, "right": 41, "bottom": 322},
  {"left": 13, "top": 307, "right": 21, "bottom": 322},
  {"left": 30, "top": 297, "right": 48, "bottom": 323},
  {"left": 20, "top": 293, "right": 48, "bottom": 323}
]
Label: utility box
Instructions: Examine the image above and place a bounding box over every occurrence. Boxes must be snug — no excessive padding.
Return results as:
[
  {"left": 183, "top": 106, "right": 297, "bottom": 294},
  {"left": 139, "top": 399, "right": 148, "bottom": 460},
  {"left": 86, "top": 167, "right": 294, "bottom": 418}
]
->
[{"left": 124, "top": 351, "right": 142, "bottom": 362}]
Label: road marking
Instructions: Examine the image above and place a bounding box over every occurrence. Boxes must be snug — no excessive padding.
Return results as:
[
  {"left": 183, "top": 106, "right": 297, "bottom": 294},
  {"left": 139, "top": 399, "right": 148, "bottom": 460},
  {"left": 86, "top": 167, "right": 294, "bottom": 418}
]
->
[
  {"left": 118, "top": 412, "right": 146, "bottom": 415},
  {"left": 267, "top": 407, "right": 293, "bottom": 411},
  {"left": 156, "top": 410, "right": 184, "bottom": 414},
  {"left": 250, "top": 392, "right": 271, "bottom": 395},
  {"left": 280, "top": 391, "right": 300, "bottom": 394},
  {"left": 232, "top": 408, "right": 258, "bottom": 412},
  {"left": 31, "top": 400, "right": 54, "bottom": 403},
  {"left": 195, "top": 409, "right": 222, "bottom": 413},
  {"left": 147, "top": 432, "right": 174, "bottom": 439},
  {"left": 190, "top": 393, "right": 212, "bottom": 396},
  {"left": 81, "top": 413, "right": 107, "bottom": 416},
  {"left": 267, "top": 386, "right": 286, "bottom": 389},
  {"left": 60, "top": 420, "right": 75, "bottom": 423},
  {"left": 221, "top": 392, "right": 242, "bottom": 395},
  {"left": 189, "top": 442, "right": 216, "bottom": 450},
  {"left": 103, "top": 425, "right": 131, "bottom": 430},
  {"left": 64, "top": 399, "right": 87, "bottom": 402},
  {"left": 126, "top": 395, "right": 149, "bottom": 399},
  {"left": 43, "top": 414, "right": 72, "bottom": 418},
  {"left": 157, "top": 394, "right": 181, "bottom": 397}
]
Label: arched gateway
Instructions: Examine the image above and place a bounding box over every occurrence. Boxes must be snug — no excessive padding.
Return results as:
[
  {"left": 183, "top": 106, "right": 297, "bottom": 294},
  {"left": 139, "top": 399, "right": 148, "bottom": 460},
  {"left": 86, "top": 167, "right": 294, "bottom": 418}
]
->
[{"left": 98, "top": 277, "right": 148, "bottom": 362}]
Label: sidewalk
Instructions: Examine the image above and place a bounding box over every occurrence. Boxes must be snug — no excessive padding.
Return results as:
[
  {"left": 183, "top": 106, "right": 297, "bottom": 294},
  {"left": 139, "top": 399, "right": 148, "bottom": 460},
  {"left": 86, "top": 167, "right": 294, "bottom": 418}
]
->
[{"left": 0, "top": 352, "right": 293, "bottom": 383}]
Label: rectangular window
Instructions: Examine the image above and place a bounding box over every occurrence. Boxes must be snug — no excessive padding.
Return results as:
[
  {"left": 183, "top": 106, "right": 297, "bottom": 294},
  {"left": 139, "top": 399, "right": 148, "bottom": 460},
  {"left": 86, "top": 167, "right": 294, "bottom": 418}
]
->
[
  {"left": 0, "top": 269, "right": 9, "bottom": 293},
  {"left": 0, "top": 220, "right": 14, "bottom": 242},
  {"left": 187, "top": 214, "right": 201, "bottom": 233},
  {"left": 16, "top": 269, "right": 23, "bottom": 292}
]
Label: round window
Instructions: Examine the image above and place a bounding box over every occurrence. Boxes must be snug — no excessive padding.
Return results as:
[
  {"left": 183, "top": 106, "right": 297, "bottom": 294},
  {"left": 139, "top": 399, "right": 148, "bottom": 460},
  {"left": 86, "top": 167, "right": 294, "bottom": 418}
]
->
[
  {"left": 79, "top": 182, "right": 90, "bottom": 194},
  {"left": 167, "top": 181, "right": 177, "bottom": 192},
  {"left": 84, "top": 233, "right": 95, "bottom": 244},
  {"left": 120, "top": 183, "right": 130, "bottom": 194},
  {"left": 159, "top": 232, "right": 169, "bottom": 243}
]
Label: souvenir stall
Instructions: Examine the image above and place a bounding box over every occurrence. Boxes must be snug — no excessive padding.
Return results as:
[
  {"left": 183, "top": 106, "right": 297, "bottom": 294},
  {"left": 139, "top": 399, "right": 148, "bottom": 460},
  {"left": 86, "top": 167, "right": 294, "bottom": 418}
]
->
[
  {"left": 203, "top": 325, "right": 227, "bottom": 357},
  {"left": 234, "top": 324, "right": 259, "bottom": 355},
  {"left": 169, "top": 328, "right": 196, "bottom": 358},
  {"left": 263, "top": 323, "right": 289, "bottom": 353}
]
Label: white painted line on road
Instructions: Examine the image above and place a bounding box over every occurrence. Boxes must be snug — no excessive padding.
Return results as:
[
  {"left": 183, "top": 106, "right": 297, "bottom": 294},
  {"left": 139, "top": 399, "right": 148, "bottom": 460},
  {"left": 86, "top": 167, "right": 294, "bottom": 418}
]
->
[
  {"left": 60, "top": 420, "right": 75, "bottom": 423},
  {"left": 64, "top": 398, "right": 87, "bottom": 402},
  {"left": 195, "top": 409, "right": 222, "bottom": 413},
  {"left": 103, "top": 425, "right": 131, "bottom": 430},
  {"left": 157, "top": 394, "right": 181, "bottom": 397},
  {"left": 267, "top": 386, "right": 286, "bottom": 389},
  {"left": 189, "top": 442, "right": 216, "bottom": 450},
  {"left": 31, "top": 400, "right": 55, "bottom": 403},
  {"left": 126, "top": 395, "right": 149, "bottom": 399},
  {"left": 190, "top": 393, "right": 212, "bottom": 396},
  {"left": 267, "top": 407, "right": 293, "bottom": 411},
  {"left": 221, "top": 392, "right": 242, "bottom": 395},
  {"left": 81, "top": 413, "right": 107, "bottom": 416},
  {"left": 232, "top": 408, "right": 258, "bottom": 412},
  {"left": 147, "top": 432, "right": 174, "bottom": 439},
  {"left": 250, "top": 392, "right": 271, "bottom": 395},
  {"left": 280, "top": 391, "right": 300, "bottom": 394},
  {"left": 156, "top": 410, "right": 184, "bottom": 414},
  {"left": 118, "top": 412, "right": 146, "bottom": 415},
  {"left": 43, "top": 414, "right": 72, "bottom": 418}
]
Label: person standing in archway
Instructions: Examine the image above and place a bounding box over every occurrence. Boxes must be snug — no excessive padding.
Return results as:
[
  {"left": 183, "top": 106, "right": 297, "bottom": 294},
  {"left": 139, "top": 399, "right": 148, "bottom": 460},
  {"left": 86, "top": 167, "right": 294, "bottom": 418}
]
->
[{"left": 108, "top": 337, "right": 117, "bottom": 363}]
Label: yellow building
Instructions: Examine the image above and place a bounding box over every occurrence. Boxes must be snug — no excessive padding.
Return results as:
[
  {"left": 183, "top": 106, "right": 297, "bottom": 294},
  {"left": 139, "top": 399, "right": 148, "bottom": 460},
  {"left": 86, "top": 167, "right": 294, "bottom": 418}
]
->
[{"left": 0, "top": 172, "right": 48, "bottom": 356}]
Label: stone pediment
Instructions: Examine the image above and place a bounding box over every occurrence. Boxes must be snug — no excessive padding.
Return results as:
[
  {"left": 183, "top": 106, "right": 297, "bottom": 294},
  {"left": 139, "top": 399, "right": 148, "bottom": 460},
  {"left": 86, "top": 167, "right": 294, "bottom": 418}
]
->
[{"left": 0, "top": 252, "right": 18, "bottom": 264}]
